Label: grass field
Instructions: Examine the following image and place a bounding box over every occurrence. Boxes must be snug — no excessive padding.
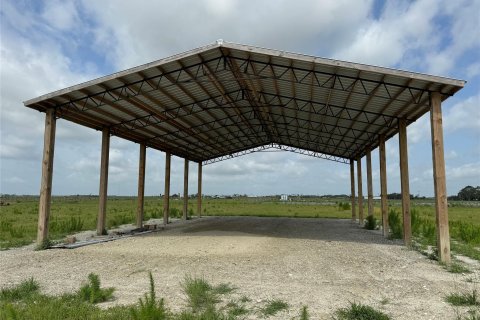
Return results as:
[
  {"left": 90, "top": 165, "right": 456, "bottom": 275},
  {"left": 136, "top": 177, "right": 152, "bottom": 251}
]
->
[{"left": 1, "top": 195, "right": 479, "bottom": 258}]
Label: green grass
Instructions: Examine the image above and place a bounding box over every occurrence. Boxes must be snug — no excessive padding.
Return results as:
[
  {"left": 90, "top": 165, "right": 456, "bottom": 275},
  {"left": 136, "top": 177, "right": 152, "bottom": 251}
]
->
[
  {"left": 299, "top": 305, "right": 309, "bottom": 320},
  {"left": 445, "top": 262, "right": 471, "bottom": 274},
  {"left": 335, "top": 302, "right": 390, "bottom": 320},
  {"left": 78, "top": 273, "right": 115, "bottom": 303},
  {"left": 181, "top": 276, "right": 219, "bottom": 311},
  {"left": 364, "top": 215, "right": 377, "bottom": 230},
  {"left": 130, "top": 272, "right": 168, "bottom": 320},
  {"left": 259, "top": 299, "right": 289, "bottom": 316},
  {"left": 446, "top": 290, "right": 480, "bottom": 306},
  {"left": 1, "top": 196, "right": 480, "bottom": 261},
  {"left": 0, "top": 278, "right": 39, "bottom": 301},
  {"left": 1, "top": 273, "right": 299, "bottom": 320}
]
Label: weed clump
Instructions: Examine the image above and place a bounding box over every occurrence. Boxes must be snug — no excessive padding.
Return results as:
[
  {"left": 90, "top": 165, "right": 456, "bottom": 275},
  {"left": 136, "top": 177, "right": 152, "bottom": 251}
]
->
[
  {"left": 170, "top": 208, "right": 181, "bottom": 219},
  {"left": 335, "top": 302, "right": 390, "bottom": 320},
  {"left": 0, "top": 278, "right": 40, "bottom": 302},
  {"left": 338, "top": 202, "right": 351, "bottom": 211},
  {"left": 364, "top": 215, "right": 377, "bottom": 230},
  {"left": 300, "top": 305, "right": 309, "bottom": 320},
  {"left": 446, "top": 262, "right": 471, "bottom": 274},
  {"left": 78, "top": 273, "right": 114, "bottom": 304},
  {"left": 130, "top": 272, "right": 168, "bottom": 320},
  {"left": 181, "top": 276, "right": 219, "bottom": 311},
  {"left": 445, "top": 290, "right": 480, "bottom": 306},
  {"left": 388, "top": 209, "right": 403, "bottom": 239},
  {"left": 260, "top": 299, "right": 289, "bottom": 316}
]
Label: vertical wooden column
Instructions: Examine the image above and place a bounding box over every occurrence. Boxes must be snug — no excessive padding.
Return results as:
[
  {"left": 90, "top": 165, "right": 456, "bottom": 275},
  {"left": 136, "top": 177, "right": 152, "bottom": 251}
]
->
[
  {"left": 379, "top": 135, "right": 389, "bottom": 237},
  {"left": 430, "top": 92, "right": 451, "bottom": 263},
  {"left": 163, "top": 152, "right": 171, "bottom": 225},
  {"left": 37, "top": 109, "right": 56, "bottom": 246},
  {"left": 357, "top": 158, "right": 364, "bottom": 226},
  {"left": 96, "top": 128, "right": 110, "bottom": 236},
  {"left": 366, "top": 150, "right": 374, "bottom": 217},
  {"left": 136, "top": 143, "right": 146, "bottom": 229},
  {"left": 350, "top": 159, "right": 356, "bottom": 222},
  {"left": 399, "top": 118, "right": 411, "bottom": 245},
  {"left": 197, "top": 162, "right": 202, "bottom": 218},
  {"left": 183, "top": 159, "right": 189, "bottom": 220}
]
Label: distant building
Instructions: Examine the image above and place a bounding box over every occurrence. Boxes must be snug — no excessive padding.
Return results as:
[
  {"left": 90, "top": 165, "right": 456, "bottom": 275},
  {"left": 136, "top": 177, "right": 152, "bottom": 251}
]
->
[{"left": 280, "top": 194, "right": 289, "bottom": 201}]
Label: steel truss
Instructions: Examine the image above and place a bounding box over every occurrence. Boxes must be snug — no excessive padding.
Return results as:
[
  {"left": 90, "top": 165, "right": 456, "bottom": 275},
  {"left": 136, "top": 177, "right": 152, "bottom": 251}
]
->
[
  {"left": 203, "top": 143, "right": 349, "bottom": 165},
  {"left": 29, "top": 45, "right": 458, "bottom": 165}
]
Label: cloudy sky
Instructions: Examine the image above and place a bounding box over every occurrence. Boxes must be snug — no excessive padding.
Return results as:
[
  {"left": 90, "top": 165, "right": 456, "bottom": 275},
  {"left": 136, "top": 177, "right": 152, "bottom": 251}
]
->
[{"left": 1, "top": 0, "right": 479, "bottom": 197}]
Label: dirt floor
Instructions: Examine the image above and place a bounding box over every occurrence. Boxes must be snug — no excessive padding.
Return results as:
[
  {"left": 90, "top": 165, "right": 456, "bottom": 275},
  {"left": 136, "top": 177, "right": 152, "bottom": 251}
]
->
[{"left": 0, "top": 216, "right": 476, "bottom": 319}]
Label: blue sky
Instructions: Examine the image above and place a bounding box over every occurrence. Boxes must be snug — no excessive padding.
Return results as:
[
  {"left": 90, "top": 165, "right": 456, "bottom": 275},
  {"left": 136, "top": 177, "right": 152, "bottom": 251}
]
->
[{"left": 1, "top": 0, "right": 479, "bottom": 197}]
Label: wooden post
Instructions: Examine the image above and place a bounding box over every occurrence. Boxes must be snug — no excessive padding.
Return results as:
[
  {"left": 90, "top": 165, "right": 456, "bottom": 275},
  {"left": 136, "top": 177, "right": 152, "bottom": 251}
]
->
[
  {"left": 136, "top": 143, "right": 146, "bottom": 229},
  {"left": 366, "top": 150, "right": 374, "bottom": 217},
  {"left": 183, "top": 159, "right": 189, "bottom": 220},
  {"left": 96, "top": 128, "right": 110, "bottom": 236},
  {"left": 163, "top": 152, "right": 171, "bottom": 225},
  {"left": 350, "top": 159, "right": 356, "bottom": 222},
  {"left": 37, "top": 109, "right": 56, "bottom": 246},
  {"left": 379, "top": 135, "right": 389, "bottom": 237},
  {"left": 357, "top": 158, "right": 364, "bottom": 226},
  {"left": 399, "top": 118, "right": 411, "bottom": 245},
  {"left": 197, "top": 162, "right": 202, "bottom": 218},
  {"left": 430, "top": 92, "right": 451, "bottom": 263}
]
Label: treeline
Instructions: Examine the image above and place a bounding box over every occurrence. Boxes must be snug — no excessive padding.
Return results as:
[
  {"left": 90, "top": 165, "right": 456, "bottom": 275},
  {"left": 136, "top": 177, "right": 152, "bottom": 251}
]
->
[{"left": 448, "top": 186, "right": 480, "bottom": 201}]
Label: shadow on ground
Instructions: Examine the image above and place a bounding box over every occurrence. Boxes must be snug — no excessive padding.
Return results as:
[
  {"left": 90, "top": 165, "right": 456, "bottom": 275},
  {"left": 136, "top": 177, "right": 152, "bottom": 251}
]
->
[{"left": 146, "top": 216, "right": 401, "bottom": 246}]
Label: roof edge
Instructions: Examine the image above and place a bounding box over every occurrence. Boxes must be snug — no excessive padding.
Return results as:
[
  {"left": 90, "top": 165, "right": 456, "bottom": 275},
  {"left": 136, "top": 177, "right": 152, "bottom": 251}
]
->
[
  {"left": 24, "top": 41, "right": 222, "bottom": 106},
  {"left": 220, "top": 41, "right": 466, "bottom": 88}
]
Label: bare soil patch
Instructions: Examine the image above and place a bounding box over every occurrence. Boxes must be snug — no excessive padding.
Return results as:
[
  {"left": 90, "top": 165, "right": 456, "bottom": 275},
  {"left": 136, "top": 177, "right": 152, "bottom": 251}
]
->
[{"left": 0, "top": 217, "right": 475, "bottom": 319}]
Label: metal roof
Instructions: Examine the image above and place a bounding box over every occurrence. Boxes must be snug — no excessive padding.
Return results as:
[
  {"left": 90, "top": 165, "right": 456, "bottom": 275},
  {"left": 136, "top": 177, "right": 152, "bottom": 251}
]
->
[{"left": 24, "top": 40, "right": 465, "bottom": 164}]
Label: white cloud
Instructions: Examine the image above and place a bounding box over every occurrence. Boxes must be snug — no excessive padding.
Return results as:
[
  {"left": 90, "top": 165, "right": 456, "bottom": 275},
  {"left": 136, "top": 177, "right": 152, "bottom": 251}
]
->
[
  {"left": 447, "top": 162, "right": 480, "bottom": 180},
  {"left": 334, "top": 0, "right": 440, "bottom": 67},
  {"left": 41, "top": 0, "right": 81, "bottom": 31},
  {"left": 444, "top": 94, "right": 480, "bottom": 132},
  {"left": 80, "top": 0, "right": 373, "bottom": 69}
]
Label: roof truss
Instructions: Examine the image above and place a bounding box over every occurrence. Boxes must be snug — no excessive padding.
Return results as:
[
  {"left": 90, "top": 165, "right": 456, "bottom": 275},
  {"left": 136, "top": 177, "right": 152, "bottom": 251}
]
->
[{"left": 25, "top": 41, "right": 465, "bottom": 165}]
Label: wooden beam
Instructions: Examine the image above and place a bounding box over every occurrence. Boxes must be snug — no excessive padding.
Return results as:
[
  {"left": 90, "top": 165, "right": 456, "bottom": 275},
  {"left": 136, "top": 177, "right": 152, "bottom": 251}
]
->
[
  {"left": 430, "top": 92, "right": 451, "bottom": 263},
  {"left": 357, "top": 158, "right": 364, "bottom": 226},
  {"left": 350, "top": 159, "right": 356, "bottom": 222},
  {"left": 197, "top": 162, "right": 202, "bottom": 218},
  {"left": 163, "top": 152, "right": 171, "bottom": 225},
  {"left": 399, "top": 118, "right": 411, "bottom": 245},
  {"left": 183, "top": 159, "right": 189, "bottom": 220},
  {"left": 96, "top": 128, "right": 110, "bottom": 236},
  {"left": 379, "top": 135, "right": 389, "bottom": 237},
  {"left": 136, "top": 143, "right": 146, "bottom": 228},
  {"left": 366, "top": 150, "right": 374, "bottom": 217},
  {"left": 37, "top": 109, "right": 56, "bottom": 246}
]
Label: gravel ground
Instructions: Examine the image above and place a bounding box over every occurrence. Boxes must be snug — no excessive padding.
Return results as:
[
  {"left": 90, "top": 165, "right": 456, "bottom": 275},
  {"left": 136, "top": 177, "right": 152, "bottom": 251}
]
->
[{"left": 0, "top": 216, "right": 476, "bottom": 319}]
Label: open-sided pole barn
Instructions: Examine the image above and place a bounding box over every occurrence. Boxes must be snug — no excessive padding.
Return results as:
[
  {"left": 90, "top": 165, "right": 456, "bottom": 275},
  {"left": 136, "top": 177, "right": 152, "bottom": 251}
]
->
[{"left": 24, "top": 41, "right": 465, "bottom": 263}]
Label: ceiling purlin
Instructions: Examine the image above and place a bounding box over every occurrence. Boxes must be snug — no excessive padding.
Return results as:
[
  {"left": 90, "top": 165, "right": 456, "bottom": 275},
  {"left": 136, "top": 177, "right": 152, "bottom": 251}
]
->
[{"left": 200, "top": 56, "right": 263, "bottom": 148}]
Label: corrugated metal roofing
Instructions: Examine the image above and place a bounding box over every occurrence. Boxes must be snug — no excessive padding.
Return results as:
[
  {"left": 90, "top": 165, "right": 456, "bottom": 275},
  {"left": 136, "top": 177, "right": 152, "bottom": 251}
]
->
[{"left": 24, "top": 41, "right": 465, "bottom": 164}]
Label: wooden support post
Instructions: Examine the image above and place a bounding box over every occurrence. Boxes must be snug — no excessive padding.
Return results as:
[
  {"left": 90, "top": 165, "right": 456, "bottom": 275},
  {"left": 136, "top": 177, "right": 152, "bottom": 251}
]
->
[
  {"left": 379, "top": 135, "right": 389, "bottom": 237},
  {"left": 163, "top": 152, "right": 171, "bottom": 225},
  {"left": 197, "top": 162, "right": 202, "bottom": 218},
  {"left": 183, "top": 159, "right": 189, "bottom": 220},
  {"left": 350, "top": 159, "right": 356, "bottom": 222},
  {"left": 399, "top": 118, "right": 411, "bottom": 245},
  {"left": 37, "top": 109, "right": 56, "bottom": 246},
  {"left": 96, "top": 128, "right": 110, "bottom": 236},
  {"left": 366, "top": 150, "right": 374, "bottom": 217},
  {"left": 136, "top": 143, "right": 146, "bottom": 229},
  {"left": 357, "top": 158, "right": 364, "bottom": 226},
  {"left": 430, "top": 92, "right": 451, "bottom": 263}
]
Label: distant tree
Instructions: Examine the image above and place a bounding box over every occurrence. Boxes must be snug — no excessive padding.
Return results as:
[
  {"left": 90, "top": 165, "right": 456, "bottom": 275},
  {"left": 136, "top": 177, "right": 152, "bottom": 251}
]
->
[
  {"left": 457, "top": 186, "right": 480, "bottom": 201},
  {"left": 387, "top": 193, "right": 414, "bottom": 200}
]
